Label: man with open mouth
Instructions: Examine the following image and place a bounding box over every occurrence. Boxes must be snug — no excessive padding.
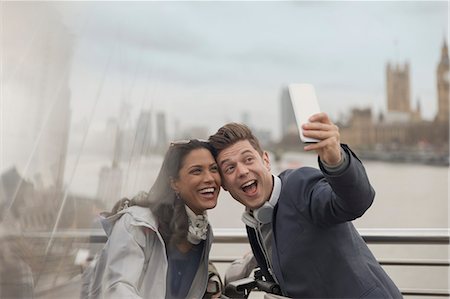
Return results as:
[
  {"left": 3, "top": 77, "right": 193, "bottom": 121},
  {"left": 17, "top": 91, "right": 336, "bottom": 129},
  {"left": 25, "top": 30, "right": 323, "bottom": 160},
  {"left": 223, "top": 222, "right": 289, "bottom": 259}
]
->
[{"left": 209, "top": 112, "right": 402, "bottom": 298}]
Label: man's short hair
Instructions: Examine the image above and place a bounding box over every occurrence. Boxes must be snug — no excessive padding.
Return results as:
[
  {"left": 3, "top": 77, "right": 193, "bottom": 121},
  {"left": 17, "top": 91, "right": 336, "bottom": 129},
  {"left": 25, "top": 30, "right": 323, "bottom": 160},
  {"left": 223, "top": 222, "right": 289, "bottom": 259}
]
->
[{"left": 208, "top": 123, "right": 263, "bottom": 157}]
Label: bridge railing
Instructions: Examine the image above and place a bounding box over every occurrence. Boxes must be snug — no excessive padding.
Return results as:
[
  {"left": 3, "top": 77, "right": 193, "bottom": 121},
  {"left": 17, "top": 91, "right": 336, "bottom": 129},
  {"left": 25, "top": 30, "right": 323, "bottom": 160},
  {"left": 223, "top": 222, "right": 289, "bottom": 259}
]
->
[{"left": 12, "top": 228, "right": 450, "bottom": 297}]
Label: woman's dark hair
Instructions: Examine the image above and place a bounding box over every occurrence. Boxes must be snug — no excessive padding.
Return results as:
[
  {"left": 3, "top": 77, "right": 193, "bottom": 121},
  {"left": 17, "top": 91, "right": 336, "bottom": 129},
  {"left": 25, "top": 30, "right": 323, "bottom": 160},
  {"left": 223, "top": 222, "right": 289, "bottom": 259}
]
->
[{"left": 110, "top": 139, "right": 215, "bottom": 246}]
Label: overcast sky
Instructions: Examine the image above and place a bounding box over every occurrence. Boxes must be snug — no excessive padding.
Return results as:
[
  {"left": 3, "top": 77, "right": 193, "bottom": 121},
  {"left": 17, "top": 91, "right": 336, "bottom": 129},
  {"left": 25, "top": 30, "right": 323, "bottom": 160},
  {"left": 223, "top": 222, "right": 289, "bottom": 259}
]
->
[{"left": 51, "top": 1, "right": 448, "bottom": 139}]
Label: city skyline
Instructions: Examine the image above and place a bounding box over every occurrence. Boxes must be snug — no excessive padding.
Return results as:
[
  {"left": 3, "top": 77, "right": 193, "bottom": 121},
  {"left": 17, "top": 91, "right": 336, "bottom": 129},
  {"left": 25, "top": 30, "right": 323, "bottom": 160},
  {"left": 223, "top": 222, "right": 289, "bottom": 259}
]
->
[
  {"left": 2, "top": 1, "right": 449, "bottom": 177},
  {"left": 47, "top": 1, "right": 448, "bottom": 140}
]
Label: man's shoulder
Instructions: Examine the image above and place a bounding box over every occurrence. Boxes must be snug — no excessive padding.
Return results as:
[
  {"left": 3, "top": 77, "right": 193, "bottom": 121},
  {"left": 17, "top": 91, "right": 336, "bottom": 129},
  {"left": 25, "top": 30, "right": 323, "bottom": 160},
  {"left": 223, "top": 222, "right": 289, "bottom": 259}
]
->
[{"left": 278, "top": 166, "right": 322, "bottom": 183}]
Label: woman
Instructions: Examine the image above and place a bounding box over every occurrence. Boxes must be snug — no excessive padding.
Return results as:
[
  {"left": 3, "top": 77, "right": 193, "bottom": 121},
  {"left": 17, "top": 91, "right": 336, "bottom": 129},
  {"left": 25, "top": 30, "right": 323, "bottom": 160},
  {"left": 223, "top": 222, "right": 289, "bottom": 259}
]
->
[{"left": 85, "top": 139, "right": 221, "bottom": 299}]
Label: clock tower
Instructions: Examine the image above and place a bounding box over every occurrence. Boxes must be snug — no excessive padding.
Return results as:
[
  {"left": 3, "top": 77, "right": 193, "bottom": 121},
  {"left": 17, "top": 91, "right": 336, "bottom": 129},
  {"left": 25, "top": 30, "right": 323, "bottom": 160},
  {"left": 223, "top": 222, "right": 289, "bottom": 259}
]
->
[{"left": 436, "top": 39, "right": 449, "bottom": 123}]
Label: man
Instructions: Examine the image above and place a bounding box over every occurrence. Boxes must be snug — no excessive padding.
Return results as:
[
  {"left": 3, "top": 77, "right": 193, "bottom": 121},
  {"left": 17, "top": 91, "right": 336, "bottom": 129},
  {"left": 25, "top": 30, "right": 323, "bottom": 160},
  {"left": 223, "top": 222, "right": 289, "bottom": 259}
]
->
[{"left": 209, "top": 113, "right": 401, "bottom": 298}]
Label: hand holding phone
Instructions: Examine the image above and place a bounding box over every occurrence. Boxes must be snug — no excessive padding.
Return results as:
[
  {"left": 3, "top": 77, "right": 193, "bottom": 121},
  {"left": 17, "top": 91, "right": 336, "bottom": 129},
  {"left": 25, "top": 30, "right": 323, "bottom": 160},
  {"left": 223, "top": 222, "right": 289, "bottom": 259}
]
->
[{"left": 288, "top": 83, "right": 321, "bottom": 143}]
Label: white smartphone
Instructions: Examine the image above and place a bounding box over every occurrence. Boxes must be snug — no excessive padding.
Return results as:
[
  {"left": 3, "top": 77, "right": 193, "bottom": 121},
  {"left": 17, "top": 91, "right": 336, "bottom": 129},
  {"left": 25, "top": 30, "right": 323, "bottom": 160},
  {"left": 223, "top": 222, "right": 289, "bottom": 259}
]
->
[{"left": 288, "top": 83, "right": 321, "bottom": 143}]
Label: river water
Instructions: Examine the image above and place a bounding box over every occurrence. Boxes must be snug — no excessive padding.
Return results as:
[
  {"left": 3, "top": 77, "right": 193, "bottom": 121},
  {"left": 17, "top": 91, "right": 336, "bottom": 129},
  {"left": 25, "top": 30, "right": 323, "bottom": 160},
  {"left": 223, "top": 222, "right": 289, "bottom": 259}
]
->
[{"left": 67, "top": 150, "right": 448, "bottom": 229}]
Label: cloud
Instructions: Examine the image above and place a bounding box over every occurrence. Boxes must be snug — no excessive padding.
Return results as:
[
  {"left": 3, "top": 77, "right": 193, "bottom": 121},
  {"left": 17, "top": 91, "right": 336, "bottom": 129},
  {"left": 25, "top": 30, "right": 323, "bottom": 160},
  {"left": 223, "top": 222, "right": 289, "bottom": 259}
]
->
[{"left": 50, "top": 1, "right": 447, "bottom": 135}]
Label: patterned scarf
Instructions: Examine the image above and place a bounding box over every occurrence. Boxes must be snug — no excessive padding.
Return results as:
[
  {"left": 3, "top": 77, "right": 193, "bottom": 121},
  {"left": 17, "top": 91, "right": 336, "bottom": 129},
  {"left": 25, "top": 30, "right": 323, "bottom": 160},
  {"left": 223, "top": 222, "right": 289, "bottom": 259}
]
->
[{"left": 185, "top": 205, "right": 209, "bottom": 244}]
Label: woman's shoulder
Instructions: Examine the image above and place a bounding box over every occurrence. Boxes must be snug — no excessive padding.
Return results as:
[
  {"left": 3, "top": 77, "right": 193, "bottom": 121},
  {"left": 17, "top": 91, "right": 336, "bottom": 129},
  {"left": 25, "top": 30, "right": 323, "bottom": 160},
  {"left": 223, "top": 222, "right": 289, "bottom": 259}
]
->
[
  {"left": 125, "top": 205, "right": 152, "bottom": 216},
  {"left": 120, "top": 206, "right": 157, "bottom": 228},
  {"left": 102, "top": 205, "right": 157, "bottom": 235}
]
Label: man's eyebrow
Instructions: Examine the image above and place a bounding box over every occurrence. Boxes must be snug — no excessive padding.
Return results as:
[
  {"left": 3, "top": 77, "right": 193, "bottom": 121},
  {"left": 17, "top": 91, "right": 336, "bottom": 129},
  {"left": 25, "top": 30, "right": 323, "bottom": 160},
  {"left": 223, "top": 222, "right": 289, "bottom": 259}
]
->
[
  {"left": 241, "top": 150, "right": 254, "bottom": 156},
  {"left": 219, "top": 150, "right": 254, "bottom": 167}
]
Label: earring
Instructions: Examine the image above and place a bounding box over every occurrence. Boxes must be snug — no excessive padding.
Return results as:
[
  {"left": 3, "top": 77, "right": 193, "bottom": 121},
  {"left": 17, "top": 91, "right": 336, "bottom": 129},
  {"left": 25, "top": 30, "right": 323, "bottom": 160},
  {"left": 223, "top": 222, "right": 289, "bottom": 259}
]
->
[{"left": 175, "top": 191, "right": 181, "bottom": 200}]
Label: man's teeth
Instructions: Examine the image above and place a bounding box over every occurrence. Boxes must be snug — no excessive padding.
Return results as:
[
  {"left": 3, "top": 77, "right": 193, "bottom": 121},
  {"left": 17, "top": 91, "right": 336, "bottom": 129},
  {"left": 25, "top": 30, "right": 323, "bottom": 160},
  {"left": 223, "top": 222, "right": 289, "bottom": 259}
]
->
[
  {"left": 242, "top": 180, "right": 255, "bottom": 188},
  {"left": 200, "top": 187, "right": 215, "bottom": 194}
]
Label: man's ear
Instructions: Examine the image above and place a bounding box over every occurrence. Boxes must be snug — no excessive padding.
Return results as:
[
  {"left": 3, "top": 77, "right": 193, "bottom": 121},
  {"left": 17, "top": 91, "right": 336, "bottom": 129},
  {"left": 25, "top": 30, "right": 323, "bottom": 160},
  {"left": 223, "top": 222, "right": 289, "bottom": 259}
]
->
[{"left": 262, "top": 151, "right": 271, "bottom": 172}]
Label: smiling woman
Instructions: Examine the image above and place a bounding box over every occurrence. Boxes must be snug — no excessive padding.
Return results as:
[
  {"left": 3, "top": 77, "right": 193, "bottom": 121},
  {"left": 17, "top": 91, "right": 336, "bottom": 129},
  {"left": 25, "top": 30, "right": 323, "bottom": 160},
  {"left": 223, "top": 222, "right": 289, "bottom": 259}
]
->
[
  {"left": 170, "top": 147, "right": 221, "bottom": 215},
  {"left": 81, "top": 139, "right": 222, "bottom": 299}
]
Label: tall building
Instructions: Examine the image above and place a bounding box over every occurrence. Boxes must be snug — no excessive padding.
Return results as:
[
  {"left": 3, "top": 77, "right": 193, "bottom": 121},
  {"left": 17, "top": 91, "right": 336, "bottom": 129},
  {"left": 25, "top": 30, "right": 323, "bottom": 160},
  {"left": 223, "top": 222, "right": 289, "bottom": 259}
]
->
[
  {"left": 340, "top": 41, "right": 448, "bottom": 153},
  {"left": 2, "top": 3, "right": 72, "bottom": 189},
  {"left": 156, "top": 112, "right": 168, "bottom": 150},
  {"left": 241, "top": 111, "right": 251, "bottom": 126},
  {"left": 280, "top": 87, "right": 298, "bottom": 139},
  {"left": 436, "top": 39, "right": 449, "bottom": 123},
  {"left": 386, "top": 62, "right": 411, "bottom": 114},
  {"left": 135, "top": 110, "right": 152, "bottom": 156}
]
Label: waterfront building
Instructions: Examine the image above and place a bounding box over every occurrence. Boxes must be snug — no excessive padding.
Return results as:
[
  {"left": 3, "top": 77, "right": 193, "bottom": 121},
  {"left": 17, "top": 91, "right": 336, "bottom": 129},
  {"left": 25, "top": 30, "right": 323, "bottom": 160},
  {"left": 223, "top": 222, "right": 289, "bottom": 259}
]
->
[{"left": 386, "top": 62, "right": 411, "bottom": 115}]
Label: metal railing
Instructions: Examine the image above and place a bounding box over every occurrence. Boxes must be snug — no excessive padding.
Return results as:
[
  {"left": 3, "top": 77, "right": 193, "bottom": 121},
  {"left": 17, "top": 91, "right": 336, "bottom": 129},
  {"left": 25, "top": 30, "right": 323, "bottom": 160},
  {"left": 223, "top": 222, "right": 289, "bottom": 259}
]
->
[
  {"left": 10, "top": 228, "right": 450, "bottom": 297},
  {"left": 18, "top": 227, "right": 449, "bottom": 244},
  {"left": 209, "top": 228, "right": 450, "bottom": 297}
]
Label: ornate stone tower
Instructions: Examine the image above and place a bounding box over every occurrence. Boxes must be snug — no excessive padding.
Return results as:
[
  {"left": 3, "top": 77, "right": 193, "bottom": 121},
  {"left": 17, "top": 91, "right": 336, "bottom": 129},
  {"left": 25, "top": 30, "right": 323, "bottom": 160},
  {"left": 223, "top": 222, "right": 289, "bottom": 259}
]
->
[
  {"left": 386, "top": 63, "right": 411, "bottom": 114},
  {"left": 386, "top": 62, "right": 411, "bottom": 114},
  {"left": 436, "top": 39, "right": 449, "bottom": 123}
]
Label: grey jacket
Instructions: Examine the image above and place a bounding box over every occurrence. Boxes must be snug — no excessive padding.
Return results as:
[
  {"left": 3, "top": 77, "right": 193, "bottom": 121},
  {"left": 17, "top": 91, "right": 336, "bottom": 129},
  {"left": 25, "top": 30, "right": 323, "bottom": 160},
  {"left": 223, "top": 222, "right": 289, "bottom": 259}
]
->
[{"left": 88, "top": 205, "right": 213, "bottom": 299}]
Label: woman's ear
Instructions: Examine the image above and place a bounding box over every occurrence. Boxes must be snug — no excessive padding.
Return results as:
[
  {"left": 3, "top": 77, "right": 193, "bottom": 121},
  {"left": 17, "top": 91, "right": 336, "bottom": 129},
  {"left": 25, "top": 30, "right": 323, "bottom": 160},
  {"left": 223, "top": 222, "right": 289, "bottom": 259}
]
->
[{"left": 170, "top": 177, "right": 179, "bottom": 193}]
